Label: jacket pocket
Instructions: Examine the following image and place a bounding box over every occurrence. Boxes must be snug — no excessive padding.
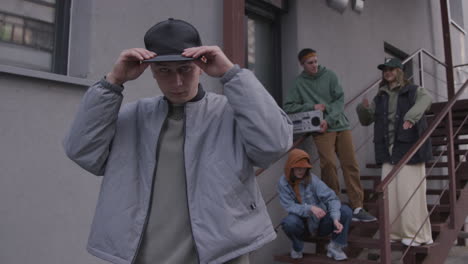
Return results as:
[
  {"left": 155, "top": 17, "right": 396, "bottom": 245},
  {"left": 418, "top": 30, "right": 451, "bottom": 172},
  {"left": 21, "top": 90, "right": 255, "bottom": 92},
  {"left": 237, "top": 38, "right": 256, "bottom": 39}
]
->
[
  {"left": 397, "top": 126, "right": 418, "bottom": 142},
  {"left": 212, "top": 159, "right": 256, "bottom": 218}
]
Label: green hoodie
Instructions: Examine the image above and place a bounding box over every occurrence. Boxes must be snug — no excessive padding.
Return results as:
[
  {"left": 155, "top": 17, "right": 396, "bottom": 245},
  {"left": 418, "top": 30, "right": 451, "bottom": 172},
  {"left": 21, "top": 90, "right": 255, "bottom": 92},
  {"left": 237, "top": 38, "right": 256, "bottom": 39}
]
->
[{"left": 283, "top": 66, "right": 350, "bottom": 132}]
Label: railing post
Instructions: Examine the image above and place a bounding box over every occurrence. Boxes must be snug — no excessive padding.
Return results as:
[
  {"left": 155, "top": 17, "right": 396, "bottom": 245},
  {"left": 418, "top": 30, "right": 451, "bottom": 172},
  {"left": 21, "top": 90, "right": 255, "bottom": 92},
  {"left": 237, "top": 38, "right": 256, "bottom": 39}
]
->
[
  {"left": 440, "top": 0, "right": 455, "bottom": 99},
  {"left": 378, "top": 191, "right": 391, "bottom": 264},
  {"left": 419, "top": 51, "right": 424, "bottom": 88},
  {"left": 446, "top": 111, "right": 457, "bottom": 228}
]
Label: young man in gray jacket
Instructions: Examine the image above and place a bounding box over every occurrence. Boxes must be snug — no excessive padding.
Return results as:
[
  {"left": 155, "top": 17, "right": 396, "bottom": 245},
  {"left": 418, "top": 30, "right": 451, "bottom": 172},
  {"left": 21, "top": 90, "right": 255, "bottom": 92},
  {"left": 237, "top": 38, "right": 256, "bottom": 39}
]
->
[{"left": 63, "top": 18, "right": 292, "bottom": 264}]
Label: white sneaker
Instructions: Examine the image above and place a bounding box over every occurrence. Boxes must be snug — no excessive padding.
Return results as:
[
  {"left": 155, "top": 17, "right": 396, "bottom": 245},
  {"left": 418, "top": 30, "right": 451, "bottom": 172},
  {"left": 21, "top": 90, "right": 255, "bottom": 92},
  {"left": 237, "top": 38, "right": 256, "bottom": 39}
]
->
[
  {"left": 326, "top": 242, "right": 348, "bottom": 261},
  {"left": 290, "top": 249, "right": 303, "bottom": 259}
]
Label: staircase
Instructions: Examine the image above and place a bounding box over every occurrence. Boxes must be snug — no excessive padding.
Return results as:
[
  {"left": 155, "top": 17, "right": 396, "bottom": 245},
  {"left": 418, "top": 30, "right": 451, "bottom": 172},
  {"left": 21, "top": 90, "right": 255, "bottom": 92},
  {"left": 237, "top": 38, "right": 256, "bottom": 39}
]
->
[
  {"left": 267, "top": 48, "right": 468, "bottom": 264},
  {"left": 273, "top": 100, "right": 468, "bottom": 264}
]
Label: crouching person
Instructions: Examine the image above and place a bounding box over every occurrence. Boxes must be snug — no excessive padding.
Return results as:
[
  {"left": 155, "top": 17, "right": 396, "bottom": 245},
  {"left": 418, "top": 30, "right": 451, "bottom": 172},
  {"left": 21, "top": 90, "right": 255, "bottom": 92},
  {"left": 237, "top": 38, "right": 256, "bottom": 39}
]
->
[{"left": 277, "top": 149, "right": 352, "bottom": 260}]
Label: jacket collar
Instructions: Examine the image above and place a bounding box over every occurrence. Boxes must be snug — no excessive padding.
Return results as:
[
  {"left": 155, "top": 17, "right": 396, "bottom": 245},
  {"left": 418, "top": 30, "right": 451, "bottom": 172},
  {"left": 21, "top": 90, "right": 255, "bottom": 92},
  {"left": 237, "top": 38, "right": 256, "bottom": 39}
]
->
[{"left": 163, "top": 84, "right": 206, "bottom": 104}]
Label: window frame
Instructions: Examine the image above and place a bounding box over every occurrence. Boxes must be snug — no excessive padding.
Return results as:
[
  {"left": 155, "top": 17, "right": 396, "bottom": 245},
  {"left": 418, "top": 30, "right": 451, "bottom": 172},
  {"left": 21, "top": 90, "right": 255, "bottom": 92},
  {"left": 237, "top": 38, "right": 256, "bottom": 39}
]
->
[
  {"left": 52, "top": 0, "right": 71, "bottom": 74},
  {"left": 0, "top": 0, "right": 70, "bottom": 74},
  {"left": 449, "top": 0, "right": 466, "bottom": 34},
  {"left": 24, "top": 0, "right": 56, "bottom": 8},
  {"left": 245, "top": 0, "right": 285, "bottom": 105}
]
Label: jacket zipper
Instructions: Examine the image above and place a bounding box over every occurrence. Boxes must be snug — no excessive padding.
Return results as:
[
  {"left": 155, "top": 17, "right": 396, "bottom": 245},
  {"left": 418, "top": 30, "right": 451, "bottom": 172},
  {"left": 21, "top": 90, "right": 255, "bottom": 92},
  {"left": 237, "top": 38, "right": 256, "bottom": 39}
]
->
[
  {"left": 183, "top": 104, "right": 201, "bottom": 263},
  {"left": 130, "top": 114, "right": 167, "bottom": 264}
]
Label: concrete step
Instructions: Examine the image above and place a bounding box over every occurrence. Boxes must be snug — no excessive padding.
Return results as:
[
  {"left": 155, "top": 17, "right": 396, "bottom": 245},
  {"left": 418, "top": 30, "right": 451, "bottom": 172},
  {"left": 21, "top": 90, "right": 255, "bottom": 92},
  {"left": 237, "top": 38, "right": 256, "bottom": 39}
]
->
[
  {"left": 302, "top": 235, "right": 438, "bottom": 253},
  {"left": 274, "top": 253, "right": 379, "bottom": 263},
  {"left": 366, "top": 161, "right": 467, "bottom": 169},
  {"left": 359, "top": 174, "right": 467, "bottom": 181}
]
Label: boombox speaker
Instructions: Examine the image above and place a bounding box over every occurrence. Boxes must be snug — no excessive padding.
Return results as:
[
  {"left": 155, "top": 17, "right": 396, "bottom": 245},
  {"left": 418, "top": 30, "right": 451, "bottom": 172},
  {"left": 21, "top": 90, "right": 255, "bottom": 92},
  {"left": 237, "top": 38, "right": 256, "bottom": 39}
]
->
[{"left": 288, "top": 110, "right": 323, "bottom": 134}]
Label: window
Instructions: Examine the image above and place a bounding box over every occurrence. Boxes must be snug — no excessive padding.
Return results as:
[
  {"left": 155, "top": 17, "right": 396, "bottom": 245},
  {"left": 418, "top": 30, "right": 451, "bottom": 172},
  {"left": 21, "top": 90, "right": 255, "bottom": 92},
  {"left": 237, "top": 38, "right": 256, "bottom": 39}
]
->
[
  {"left": 245, "top": 0, "right": 286, "bottom": 105},
  {"left": 450, "top": 0, "right": 464, "bottom": 31},
  {"left": 0, "top": 12, "right": 54, "bottom": 52},
  {"left": 0, "top": 0, "right": 70, "bottom": 73}
]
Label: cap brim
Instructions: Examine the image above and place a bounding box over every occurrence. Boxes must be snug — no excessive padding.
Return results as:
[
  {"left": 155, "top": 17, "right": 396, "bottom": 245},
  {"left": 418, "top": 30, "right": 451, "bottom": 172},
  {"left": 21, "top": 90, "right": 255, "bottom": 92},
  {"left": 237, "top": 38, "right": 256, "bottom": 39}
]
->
[
  {"left": 293, "top": 159, "right": 312, "bottom": 168},
  {"left": 377, "top": 64, "right": 386, "bottom": 70},
  {"left": 143, "top": 54, "right": 195, "bottom": 63}
]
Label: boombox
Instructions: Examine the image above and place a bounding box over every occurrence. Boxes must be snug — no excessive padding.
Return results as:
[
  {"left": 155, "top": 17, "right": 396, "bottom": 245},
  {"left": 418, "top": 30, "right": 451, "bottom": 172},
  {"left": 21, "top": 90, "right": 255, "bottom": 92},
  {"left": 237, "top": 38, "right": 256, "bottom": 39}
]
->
[{"left": 288, "top": 110, "right": 323, "bottom": 134}]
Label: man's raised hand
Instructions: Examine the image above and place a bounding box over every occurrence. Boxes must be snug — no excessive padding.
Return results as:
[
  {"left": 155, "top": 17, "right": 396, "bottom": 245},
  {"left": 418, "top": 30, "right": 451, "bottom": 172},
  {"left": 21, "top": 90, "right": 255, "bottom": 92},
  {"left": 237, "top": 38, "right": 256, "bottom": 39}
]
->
[
  {"left": 182, "top": 46, "right": 234, "bottom": 77},
  {"left": 106, "top": 48, "right": 156, "bottom": 86}
]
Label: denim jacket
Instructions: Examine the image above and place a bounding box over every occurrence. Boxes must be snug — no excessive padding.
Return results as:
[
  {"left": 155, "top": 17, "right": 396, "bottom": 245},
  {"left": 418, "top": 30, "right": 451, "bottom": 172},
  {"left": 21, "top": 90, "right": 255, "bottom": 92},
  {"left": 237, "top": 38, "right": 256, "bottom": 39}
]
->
[{"left": 277, "top": 174, "right": 341, "bottom": 233}]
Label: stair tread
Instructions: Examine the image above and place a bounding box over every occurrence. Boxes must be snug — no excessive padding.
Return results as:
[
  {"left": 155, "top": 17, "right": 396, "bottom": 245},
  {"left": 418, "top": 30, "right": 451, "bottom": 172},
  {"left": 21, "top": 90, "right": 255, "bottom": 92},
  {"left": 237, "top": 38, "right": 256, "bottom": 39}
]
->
[
  {"left": 350, "top": 220, "right": 379, "bottom": 229},
  {"left": 431, "top": 127, "right": 468, "bottom": 137},
  {"left": 359, "top": 174, "right": 468, "bottom": 180},
  {"left": 431, "top": 222, "right": 448, "bottom": 231},
  {"left": 433, "top": 149, "right": 468, "bottom": 156},
  {"left": 343, "top": 188, "right": 461, "bottom": 195},
  {"left": 431, "top": 138, "right": 468, "bottom": 146},
  {"left": 274, "top": 253, "right": 379, "bottom": 264},
  {"left": 366, "top": 161, "right": 467, "bottom": 169},
  {"left": 303, "top": 235, "right": 438, "bottom": 253}
]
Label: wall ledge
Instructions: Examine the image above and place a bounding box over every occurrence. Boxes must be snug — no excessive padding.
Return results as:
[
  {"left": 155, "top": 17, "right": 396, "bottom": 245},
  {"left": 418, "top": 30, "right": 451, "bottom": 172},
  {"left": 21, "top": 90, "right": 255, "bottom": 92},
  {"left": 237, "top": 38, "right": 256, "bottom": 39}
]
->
[{"left": 0, "top": 64, "right": 95, "bottom": 87}]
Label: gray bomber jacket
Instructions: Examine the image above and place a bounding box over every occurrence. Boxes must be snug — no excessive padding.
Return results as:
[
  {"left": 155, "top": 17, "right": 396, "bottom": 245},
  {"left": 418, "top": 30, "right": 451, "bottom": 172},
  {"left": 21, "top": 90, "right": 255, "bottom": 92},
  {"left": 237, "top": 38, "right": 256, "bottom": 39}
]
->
[{"left": 63, "top": 67, "right": 293, "bottom": 264}]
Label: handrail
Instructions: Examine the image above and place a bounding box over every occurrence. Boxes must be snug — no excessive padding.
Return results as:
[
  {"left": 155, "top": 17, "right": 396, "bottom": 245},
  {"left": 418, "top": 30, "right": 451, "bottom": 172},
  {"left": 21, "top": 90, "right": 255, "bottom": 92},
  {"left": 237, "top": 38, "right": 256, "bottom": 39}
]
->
[
  {"left": 375, "top": 78, "right": 468, "bottom": 193},
  {"left": 454, "top": 63, "right": 468, "bottom": 68},
  {"left": 421, "top": 49, "right": 448, "bottom": 67}
]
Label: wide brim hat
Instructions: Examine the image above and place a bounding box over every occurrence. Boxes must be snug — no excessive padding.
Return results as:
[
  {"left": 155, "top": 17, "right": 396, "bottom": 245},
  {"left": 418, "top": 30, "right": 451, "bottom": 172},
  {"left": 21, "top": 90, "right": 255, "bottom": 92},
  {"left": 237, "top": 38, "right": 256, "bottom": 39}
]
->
[{"left": 143, "top": 18, "right": 202, "bottom": 62}]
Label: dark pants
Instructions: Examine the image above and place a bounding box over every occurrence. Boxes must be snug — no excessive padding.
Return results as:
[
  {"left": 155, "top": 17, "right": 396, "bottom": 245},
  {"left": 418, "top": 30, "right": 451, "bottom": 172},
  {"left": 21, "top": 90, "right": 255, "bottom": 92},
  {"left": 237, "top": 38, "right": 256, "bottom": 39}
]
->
[{"left": 281, "top": 205, "right": 352, "bottom": 252}]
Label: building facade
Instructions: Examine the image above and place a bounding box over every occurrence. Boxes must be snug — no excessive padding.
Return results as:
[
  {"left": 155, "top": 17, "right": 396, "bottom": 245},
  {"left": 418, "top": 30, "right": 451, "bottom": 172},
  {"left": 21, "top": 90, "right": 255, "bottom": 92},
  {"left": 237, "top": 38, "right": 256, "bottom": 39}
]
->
[{"left": 1, "top": 0, "right": 467, "bottom": 263}]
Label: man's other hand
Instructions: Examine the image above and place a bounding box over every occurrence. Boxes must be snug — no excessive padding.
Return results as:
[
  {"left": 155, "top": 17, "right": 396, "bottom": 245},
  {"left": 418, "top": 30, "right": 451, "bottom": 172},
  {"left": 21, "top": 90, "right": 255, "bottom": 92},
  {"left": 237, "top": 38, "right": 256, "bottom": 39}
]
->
[
  {"left": 320, "top": 120, "right": 328, "bottom": 133},
  {"left": 314, "top": 104, "right": 326, "bottom": 112},
  {"left": 403, "top": 120, "right": 414, "bottom": 130},
  {"left": 106, "top": 48, "right": 156, "bottom": 86},
  {"left": 333, "top": 220, "right": 343, "bottom": 234},
  {"left": 183, "top": 46, "right": 234, "bottom": 77},
  {"left": 361, "top": 98, "right": 370, "bottom": 108},
  {"left": 310, "top": 205, "right": 326, "bottom": 219}
]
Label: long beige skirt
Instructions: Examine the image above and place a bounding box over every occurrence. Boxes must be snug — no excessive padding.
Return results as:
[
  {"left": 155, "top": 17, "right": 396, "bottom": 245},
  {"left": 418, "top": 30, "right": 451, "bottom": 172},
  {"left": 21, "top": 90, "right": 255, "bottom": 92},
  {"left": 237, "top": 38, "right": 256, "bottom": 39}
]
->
[{"left": 381, "top": 163, "right": 433, "bottom": 243}]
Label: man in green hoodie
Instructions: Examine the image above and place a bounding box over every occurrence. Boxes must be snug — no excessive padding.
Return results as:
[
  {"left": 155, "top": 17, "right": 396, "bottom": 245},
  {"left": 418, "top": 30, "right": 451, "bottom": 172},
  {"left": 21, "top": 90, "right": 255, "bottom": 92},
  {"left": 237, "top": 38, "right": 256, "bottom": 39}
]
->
[{"left": 284, "top": 48, "right": 376, "bottom": 222}]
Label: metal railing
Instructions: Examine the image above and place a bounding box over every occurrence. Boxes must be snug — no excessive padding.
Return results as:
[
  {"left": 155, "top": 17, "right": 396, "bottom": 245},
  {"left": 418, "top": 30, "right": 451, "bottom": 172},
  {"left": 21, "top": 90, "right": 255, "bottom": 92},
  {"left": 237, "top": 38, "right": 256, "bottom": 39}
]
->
[{"left": 255, "top": 48, "right": 468, "bottom": 262}]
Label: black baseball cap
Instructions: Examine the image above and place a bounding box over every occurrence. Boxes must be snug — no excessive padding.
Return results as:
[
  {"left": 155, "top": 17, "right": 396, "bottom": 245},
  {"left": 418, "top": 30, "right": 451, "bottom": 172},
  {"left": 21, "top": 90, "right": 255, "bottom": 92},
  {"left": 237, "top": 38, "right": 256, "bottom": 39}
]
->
[
  {"left": 378, "top": 58, "right": 403, "bottom": 70},
  {"left": 143, "top": 18, "right": 202, "bottom": 62}
]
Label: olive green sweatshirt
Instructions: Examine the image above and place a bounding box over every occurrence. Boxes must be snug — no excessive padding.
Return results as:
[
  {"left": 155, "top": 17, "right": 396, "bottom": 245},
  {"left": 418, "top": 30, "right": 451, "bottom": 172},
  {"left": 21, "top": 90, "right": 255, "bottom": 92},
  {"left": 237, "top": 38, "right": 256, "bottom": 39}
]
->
[
  {"left": 283, "top": 66, "right": 350, "bottom": 132},
  {"left": 356, "top": 84, "right": 432, "bottom": 146}
]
